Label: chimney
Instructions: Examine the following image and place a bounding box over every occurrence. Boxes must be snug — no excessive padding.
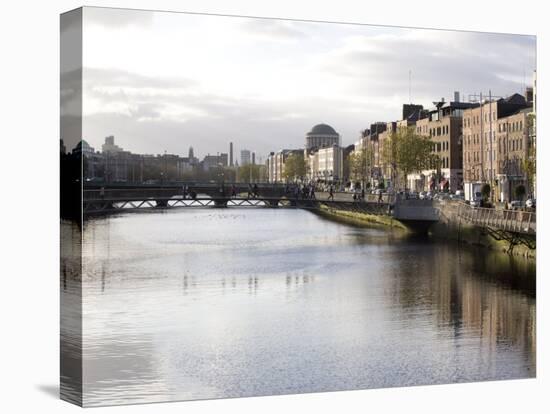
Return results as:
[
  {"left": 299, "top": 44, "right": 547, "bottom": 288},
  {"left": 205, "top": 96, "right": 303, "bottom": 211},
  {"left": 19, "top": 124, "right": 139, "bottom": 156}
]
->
[{"left": 454, "top": 91, "right": 460, "bottom": 102}]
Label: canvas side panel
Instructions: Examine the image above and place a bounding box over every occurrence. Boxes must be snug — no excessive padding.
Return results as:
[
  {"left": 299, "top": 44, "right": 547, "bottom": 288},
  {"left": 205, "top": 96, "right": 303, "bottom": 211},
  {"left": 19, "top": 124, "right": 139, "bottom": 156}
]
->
[{"left": 60, "top": 7, "right": 83, "bottom": 407}]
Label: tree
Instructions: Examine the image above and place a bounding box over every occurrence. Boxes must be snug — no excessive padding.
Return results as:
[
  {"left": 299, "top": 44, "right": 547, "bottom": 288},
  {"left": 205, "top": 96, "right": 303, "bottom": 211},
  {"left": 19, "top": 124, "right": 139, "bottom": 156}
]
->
[
  {"left": 237, "top": 164, "right": 261, "bottom": 183},
  {"left": 348, "top": 145, "right": 372, "bottom": 187},
  {"left": 381, "top": 126, "right": 436, "bottom": 188},
  {"left": 348, "top": 151, "right": 365, "bottom": 183},
  {"left": 515, "top": 184, "right": 526, "bottom": 200},
  {"left": 282, "top": 153, "right": 306, "bottom": 182}
]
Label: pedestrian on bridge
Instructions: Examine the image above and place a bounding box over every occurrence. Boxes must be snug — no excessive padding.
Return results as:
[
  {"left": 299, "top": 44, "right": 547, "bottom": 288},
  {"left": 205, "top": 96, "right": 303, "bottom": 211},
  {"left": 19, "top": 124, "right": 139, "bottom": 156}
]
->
[
  {"left": 253, "top": 184, "right": 259, "bottom": 198},
  {"left": 231, "top": 185, "right": 237, "bottom": 198},
  {"left": 328, "top": 185, "right": 334, "bottom": 201}
]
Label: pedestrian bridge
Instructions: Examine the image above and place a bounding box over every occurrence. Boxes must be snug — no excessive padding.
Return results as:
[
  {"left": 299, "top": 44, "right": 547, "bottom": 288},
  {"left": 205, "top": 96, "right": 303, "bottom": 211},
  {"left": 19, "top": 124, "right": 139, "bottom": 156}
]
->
[
  {"left": 82, "top": 184, "right": 535, "bottom": 238},
  {"left": 82, "top": 184, "right": 436, "bottom": 232}
]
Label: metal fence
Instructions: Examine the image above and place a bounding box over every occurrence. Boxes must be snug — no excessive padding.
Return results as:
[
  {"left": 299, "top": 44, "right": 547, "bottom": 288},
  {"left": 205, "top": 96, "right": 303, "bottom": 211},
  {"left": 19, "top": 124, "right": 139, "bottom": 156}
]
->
[{"left": 457, "top": 202, "right": 536, "bottom": 235}]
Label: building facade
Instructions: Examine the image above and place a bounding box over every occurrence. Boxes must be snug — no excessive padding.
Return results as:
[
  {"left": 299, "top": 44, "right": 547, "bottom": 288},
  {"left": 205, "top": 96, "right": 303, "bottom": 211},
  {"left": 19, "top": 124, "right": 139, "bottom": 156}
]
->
[
  {"left": 307, "top": 144, "right": 344, "bottom": 183},
  {"left": 240, "top": 149, "right": 251, "bottom": 166},
  {"left": 267, "top": 149, "right": 303, "bottom": 183},
  {"left": 462, "top": 93, "right": 530, "bottom": 201},
  {"left": 409, "top": 100, "right": 476, "bottom": 192}
]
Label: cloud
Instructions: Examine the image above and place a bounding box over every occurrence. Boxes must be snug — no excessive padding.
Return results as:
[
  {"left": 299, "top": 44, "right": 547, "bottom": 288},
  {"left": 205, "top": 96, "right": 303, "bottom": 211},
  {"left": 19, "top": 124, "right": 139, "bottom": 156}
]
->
[
  {"left": 80, "top": 11, "right": 536, "bottom": 161},
  {"left": 240, "top": 19, "right": 308, "bottom": 40},
  {"left": 313, "top": 30, "right": 535, "bottom": 102},
  {"left": 83, "top": 6, "right": 154, "bottom": 28}
]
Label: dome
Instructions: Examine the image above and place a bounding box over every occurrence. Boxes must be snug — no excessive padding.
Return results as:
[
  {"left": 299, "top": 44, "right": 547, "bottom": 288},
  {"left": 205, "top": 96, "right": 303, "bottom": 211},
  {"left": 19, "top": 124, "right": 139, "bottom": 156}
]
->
[{"left": 307, "top": 123, "right": 338, "bottom": 136}]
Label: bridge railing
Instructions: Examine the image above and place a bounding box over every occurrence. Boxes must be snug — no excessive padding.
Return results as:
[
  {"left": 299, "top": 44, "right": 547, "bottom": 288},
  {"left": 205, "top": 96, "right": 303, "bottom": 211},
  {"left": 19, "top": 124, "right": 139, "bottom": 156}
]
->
[
  {"left": 83, "top": 188, "right": 186, "bottom": 200},
  {"left": 457, "top": 202, "right": 536, "bottom": 235}
]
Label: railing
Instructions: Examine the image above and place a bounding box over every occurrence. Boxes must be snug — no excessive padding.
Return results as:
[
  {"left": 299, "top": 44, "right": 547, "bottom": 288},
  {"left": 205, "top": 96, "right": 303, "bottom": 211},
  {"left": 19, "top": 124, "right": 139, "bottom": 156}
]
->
[{"left": 457, "top": 202, "right": 536, "bottom": 235}]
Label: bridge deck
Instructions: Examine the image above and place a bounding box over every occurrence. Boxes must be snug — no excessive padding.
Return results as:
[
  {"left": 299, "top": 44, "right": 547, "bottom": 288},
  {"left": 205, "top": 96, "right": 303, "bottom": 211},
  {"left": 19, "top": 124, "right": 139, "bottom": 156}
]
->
[
  {"left": 83, "top": 196, "right": 391, "bottom": 215},
  {"left": 81, "top": 186, "right": 536, "bottom": 236}
]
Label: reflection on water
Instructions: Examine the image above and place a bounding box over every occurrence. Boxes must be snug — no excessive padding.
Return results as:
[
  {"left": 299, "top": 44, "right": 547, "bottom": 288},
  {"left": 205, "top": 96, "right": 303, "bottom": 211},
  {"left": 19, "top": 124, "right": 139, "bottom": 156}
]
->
[{"left": 62, "top": 209, "right": 535, "bottom": 406}]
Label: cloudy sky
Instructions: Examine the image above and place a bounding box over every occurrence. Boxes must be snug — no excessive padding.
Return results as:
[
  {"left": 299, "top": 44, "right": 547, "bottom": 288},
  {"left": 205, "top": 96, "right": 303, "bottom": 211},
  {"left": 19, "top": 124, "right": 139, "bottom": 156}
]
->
[{"left": 81, "top": 7, "right": 536, "bottom": 162}]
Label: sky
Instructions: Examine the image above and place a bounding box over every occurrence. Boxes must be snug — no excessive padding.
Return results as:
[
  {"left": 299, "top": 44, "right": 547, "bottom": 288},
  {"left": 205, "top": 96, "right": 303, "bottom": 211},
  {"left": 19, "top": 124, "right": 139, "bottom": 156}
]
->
[{"left": 80, "top": 7, "right": 536, "bottom": 162}]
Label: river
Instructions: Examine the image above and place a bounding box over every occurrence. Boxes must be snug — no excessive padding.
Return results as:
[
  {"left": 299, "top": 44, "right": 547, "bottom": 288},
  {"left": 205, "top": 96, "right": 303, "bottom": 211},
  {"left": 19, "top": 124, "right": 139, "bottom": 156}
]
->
[{"left": 61, "top": 208, "right": 536, "bottom": 406}]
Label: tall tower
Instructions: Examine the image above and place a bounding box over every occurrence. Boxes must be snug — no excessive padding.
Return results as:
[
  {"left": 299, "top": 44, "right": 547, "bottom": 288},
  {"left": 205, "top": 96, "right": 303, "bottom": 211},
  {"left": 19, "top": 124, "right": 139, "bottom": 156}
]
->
[
  {"left": 240, "top": 149, "right": 251, "bottom": 166},
  {"left": 229, "top": 142, "right": 234, "bottom": 166},
  {"left": 252, "top": 152, "right": 256, "bottom": 165},
  {"left": 188, "top": 146, "right": 194, "bottom": 159}
]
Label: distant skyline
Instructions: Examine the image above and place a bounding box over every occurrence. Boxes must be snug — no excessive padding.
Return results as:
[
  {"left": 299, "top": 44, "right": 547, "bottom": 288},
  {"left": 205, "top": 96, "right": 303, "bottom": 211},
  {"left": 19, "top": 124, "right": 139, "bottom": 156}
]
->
[{"left": 81, "top": 7, "right": 536, "bottom": 160}]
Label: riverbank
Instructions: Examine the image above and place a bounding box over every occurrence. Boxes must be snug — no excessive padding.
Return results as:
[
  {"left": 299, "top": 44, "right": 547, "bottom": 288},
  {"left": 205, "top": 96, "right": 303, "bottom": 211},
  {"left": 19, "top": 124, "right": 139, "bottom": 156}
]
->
[
  {"left": 434, "top": 201, "right": 536, "bottom": 259},
  {"left": 316, "top": 203, "right": 536, "bottom": 260},
  {"left": 314, "top": 204, "right": 409, "bottom": 231}
]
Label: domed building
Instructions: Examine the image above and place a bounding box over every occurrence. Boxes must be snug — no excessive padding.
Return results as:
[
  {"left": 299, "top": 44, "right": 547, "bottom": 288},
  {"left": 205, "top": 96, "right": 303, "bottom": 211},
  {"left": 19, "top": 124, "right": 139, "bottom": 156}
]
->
[{"left": 305, "top": 123, "right": 340, "bottom": 150}]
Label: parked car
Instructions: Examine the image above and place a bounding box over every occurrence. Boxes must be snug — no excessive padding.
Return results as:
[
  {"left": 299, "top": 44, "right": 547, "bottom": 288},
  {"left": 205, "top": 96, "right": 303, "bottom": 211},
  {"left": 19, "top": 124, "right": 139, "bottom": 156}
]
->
[
  {"left": 419, "top": 191, "right": 427, "bottom": 200},
  {"left": 509, "top": 200, "right": 524, "bottom": 210},
  {"left": 469, "top": 199, "right": 481, "bottom": 207},
  {"left": 526, "top": 198, "right": 536, "bottom": 209}
]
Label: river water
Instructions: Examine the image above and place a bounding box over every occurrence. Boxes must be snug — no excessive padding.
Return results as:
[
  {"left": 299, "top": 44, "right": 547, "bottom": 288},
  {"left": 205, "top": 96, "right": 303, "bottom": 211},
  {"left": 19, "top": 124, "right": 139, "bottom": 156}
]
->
[{"left": 62, "top": 208, "right": 536, "bottom": 406}]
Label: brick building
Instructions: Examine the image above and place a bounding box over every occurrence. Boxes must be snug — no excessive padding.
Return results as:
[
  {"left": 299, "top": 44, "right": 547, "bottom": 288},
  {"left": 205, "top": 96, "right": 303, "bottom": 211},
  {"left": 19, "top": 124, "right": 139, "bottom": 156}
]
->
[{"left": 462, "top": 93, "right": 530, "bottom": 201}]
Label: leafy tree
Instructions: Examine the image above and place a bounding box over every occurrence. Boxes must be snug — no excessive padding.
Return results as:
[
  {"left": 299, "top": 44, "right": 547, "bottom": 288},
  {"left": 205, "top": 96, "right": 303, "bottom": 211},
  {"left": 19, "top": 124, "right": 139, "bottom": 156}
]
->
[
  {"left": 348, "top": 151, "right": 365, "bottom": 182},
  {"left": 382, "top": 126, "right": 436, "bottom": 188},
  {"left": 348, "top": 145, "right": 373, "bottom": 187},
  {"left": 237, "top": 164, "right": 262, "bottom": 183},
  {"left": 283, "top": 153, "right": 306, "bottom": 182}
]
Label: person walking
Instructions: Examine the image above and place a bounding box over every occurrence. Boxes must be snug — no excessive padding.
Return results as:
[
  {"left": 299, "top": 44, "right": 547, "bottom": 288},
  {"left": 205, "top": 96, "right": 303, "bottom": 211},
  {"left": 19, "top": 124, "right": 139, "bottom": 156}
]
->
[{"left": 328, "top": 185, "right": 334, "bottom": 201}]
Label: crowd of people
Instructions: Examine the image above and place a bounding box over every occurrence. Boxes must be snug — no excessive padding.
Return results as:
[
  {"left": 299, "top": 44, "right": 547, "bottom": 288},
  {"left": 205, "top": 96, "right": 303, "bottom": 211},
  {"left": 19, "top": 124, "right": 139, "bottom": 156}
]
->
[
  {"left": 180, "top": 182, "right": 387, "bottom": 203},
  {"left": 284, "top": 183, "right": 317, "bottom": 200}
]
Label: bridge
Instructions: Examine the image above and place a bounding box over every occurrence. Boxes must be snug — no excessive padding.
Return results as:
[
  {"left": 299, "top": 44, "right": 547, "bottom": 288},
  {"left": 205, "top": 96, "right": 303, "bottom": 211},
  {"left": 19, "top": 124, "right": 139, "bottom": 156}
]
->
[
  {"left": 82, "top": 184, "right": 536, "bottom": 241},
  {"left": 82, "top": 183, "right": 439, "bottom": 232},
  {"left": 83, "top": 184, "right": 394, "bottom": 215}
]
